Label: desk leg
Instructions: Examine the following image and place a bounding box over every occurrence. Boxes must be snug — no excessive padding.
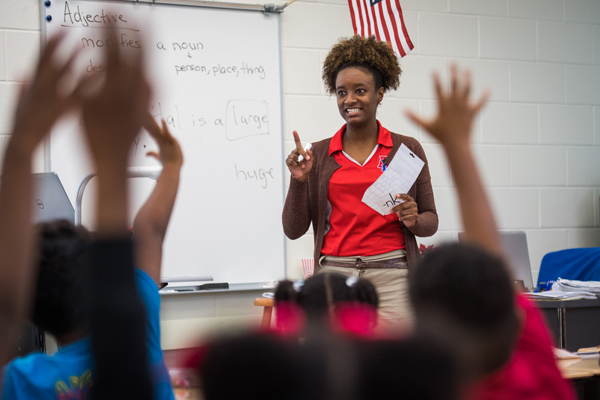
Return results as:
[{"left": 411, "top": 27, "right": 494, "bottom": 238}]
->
[
  {"left": 558, "top": 308, "right": 567, "bottom": 349},
  {"left": 260, "top": 306, "right": 273, "bottom": 331}
]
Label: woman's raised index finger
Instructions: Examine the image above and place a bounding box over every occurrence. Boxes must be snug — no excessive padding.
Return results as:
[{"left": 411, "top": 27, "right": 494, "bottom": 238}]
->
[{"left": 293, "top": 130, "right": 305, "bottom": 153}]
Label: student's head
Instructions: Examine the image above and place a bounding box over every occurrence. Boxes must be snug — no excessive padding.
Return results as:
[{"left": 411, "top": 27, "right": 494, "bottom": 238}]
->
[
  {"left": 200, "top": 333, "right": 326, "bottom": 400},
  {"left": 322, "top": 35, "right": 401, "bottom": 126},
  {"left": 357, "top": 337, "right": 459, "bottom": 400},
  {"left": 275, "top": 273, "right": 379, "bottom": 332},
  {"left": 32, "top": 219, "right": 91, "bottom": 338},
  {"left": 409, "top": 243, "right": 520, "bottom": 381}
]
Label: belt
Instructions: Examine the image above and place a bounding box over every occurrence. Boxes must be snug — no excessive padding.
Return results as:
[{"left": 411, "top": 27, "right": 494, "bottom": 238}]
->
[{"left": 321, "top": 257, "right": 407, "bottom": 269}]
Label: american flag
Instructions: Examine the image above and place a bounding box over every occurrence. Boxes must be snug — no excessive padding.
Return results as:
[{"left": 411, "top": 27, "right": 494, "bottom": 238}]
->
[{"left": 348, "top": 0, "right": 414, "bottom": 58}]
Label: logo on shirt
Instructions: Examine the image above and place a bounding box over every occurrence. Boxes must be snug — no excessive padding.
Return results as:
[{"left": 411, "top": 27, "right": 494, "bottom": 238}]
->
[
  {"left": 377, "top": 156, "right": 387, "bottom": 172},
  {"left": 55, "top": 369, "right": 92, "bottom": 400}
]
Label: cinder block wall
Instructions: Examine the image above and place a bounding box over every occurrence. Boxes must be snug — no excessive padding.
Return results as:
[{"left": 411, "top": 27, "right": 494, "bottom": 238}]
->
[
  {"left": 282, "top": 0, "right": 600, "bottom": 285},
  {"left": 1, "top": 0, "right": 599, "bottom": 348}
]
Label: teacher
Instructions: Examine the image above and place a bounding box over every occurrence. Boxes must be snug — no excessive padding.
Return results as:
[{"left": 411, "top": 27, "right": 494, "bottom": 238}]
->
[{"left": 282, "top": 36, "right": 438, "bottom": 329}]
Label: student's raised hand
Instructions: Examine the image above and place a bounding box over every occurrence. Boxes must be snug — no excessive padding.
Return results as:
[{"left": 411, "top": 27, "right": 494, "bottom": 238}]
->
[
  {"left": 81, "top": 28, "right": 151, "bottom": 168},
  {"left": 405, "top": 64, "right": 488, "bottom": 149},
  {"left": 391, "top": 193, "right": 418, "bottom": 228},
  {"left": 286, "top": 130, "right": 314, "bottom": 182},
  {"left": 11, "top": 33, "right": 82, "bottom": 153},
  {"left": 143, "top": 115, "right": 183, "bottom": 169}
]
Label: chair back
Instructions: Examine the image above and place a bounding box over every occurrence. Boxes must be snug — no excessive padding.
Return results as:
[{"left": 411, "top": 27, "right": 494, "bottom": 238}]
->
[{"left": 537, "top": 247, "right": 600, "bottom": 287}]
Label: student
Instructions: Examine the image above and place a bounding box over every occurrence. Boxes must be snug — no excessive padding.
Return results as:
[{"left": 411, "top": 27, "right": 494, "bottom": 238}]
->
[
  {"left": 80, "top": 27, "right": 154, "bottom": 400},
  {"left": 0, "top": 115, "right": 182, "bottom": 400},
  {"left": 274, "top": 273, "right": 379, "bottom": 336},
  {"left": 0, "top": 33, "right": 85, "bottom": 367},
  {"left": 0, "top": 118, "right": 181, "bottom": 399},
  {"left": 282, "top": 35, "right": 438, "bottom": 327},
  {"left": 199, "top": 321, "right": 459, "bottom": 400},
  {"left": 0, "top": 220, "right": 94, "bottom": 398},
  {"left": 356, "top": 337, "right": 459, "bottom": 400},
  {"left": 131, "top": 114, "right": 184, "bottom": 400},
  {"left": 200, "top": 333, "right": 327, "bottom": 400},
  {"left": 406, "top": 66, "right": 575, "bottom": 399}
]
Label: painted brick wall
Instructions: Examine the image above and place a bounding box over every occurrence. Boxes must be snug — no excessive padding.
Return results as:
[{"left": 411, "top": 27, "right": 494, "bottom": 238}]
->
[
  {"left": 281, "top": 0, "right": 600, "bottom": 284},
  {"left": 1, "top": 0, "right": 599, "bottom": 346}
]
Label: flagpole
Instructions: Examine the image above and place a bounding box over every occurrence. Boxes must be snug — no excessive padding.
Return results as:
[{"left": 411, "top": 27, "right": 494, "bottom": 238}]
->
[{"left": 263, "top": 0, "right": 297, "bottom": 12}]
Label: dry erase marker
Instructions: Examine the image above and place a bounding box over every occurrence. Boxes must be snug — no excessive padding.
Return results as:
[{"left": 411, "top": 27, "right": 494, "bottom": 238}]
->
[{"left": 297, "top": 142, "right": 312, "bottom": 162}]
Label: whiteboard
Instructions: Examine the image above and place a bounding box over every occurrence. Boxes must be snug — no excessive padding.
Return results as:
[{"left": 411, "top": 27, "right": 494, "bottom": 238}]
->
[{"left": 42, "top": 0, "right": 286, "bottom": 285}]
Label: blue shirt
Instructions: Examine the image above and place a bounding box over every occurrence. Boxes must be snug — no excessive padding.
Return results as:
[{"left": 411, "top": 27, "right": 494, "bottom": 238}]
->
[{"left": 1, "top": 269, "right": 175, "bottom": 400}]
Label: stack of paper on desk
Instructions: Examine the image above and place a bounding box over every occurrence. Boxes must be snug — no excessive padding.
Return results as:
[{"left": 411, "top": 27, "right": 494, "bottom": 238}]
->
[
  {"left": 524, "top": 278, "right": 600, "bottom": 300},
  {"left": 553, "top": 278, "right": 600, "bottom": 294},
  {"left": 525, "top": 291, "right": 597, "bottom": 300},
  {"left": 362, "top": 144, "right": 425, "bottom": 216}
]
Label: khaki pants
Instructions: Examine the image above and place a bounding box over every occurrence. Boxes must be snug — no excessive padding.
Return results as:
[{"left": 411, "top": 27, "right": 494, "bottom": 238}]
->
[{"left": 319, "top": 259, "right": 413, "bottom": 334}]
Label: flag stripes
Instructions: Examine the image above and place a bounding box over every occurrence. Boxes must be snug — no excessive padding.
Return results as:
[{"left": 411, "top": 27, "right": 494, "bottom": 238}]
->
[{"left": 348, "top": 0, "right": 413, "bottom": 58}]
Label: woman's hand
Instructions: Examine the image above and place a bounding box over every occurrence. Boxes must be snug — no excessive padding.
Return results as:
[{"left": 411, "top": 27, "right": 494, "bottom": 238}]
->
[
  {"left": 392, "top": 193, "right": 418, "bottom": 228},
  {"left": 286, "top": 130, "right": 313, "bottom": 182},
  {"left": 405, "top": 64, "right": 488, "bottom": 149}
]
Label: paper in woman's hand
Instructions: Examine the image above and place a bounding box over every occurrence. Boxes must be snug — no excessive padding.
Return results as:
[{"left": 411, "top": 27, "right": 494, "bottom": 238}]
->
[{"left": 361, "top": 144, "right": 425, "bottom": 216}]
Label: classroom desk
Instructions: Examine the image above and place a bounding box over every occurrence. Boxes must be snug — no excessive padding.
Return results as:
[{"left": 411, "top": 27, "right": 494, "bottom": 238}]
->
[
  {"left": 535, "top": 299, "right": 600, "bottom": 352},
  {"left": 559, "top": 357, "right": 600, "bottom": 400}
]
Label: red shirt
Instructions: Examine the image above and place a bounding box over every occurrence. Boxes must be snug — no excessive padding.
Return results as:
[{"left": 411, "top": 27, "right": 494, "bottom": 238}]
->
[
  {"left": 468, "top": 295, "right": 575, "bottom": 400},
  {"left": 321, "top": 122, "right": 405, "bottom": 257}
]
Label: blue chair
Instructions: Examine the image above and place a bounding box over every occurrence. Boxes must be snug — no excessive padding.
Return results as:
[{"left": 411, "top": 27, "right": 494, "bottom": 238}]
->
[{"left": 537, "top": 248, "right": 600, "bottom": 287}]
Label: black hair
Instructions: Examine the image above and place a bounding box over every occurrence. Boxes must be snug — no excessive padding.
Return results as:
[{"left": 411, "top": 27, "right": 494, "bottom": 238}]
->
[
  {"left": 409, "top": 243, "right": 515, "bottom": 331},
  {"left": 357, "top": 337, "right": 459, "bottom": 400},
  {"left": 322, "top": 35, "right": 402, "bottom": 94},
  {"left": 200, "top": 333, "right": 326, "bottom": 400},
  {"left": 275, "top": 273, "right": 379, "bottom": 322},
  {"left": 409, "top": 243, "right": 520, "bottom": 377},
  {"left": 32, "top": 219, "right": 91, "bottom": 336}
]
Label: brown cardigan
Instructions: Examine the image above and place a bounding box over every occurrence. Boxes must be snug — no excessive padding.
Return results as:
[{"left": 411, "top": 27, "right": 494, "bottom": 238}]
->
[{"left": 282, "top": 131, "right": 438, "bottom": 273}]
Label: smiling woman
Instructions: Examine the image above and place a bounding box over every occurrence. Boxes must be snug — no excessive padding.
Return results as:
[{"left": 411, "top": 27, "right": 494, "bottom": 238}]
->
[{"left": 282, "top": 36, "right": 438, "bottom": 331}]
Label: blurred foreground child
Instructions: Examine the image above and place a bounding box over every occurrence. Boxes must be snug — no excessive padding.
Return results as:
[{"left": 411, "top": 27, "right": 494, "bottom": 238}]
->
[{"left": 406, "top": 65, "right": 575, "bottom": 400}]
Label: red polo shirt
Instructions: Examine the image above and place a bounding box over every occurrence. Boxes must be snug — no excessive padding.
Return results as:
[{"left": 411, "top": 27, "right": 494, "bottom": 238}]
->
[{"left": 321, "top": 122, "right": 405, "bottom": 257}]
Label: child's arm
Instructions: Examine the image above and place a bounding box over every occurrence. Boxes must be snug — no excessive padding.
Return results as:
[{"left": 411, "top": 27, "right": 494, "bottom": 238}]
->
[
  {"left": 133, "top": 116, "right": 183, "bottom": 285},
  {"left": 81, "top": 30, "right": 154, "bottom": 400},
  {"left": 0, "top": 34, "right": 81, "bottom": 364},
  {"left": 406, "top": 65, "right": 502, "bottom": 255}
]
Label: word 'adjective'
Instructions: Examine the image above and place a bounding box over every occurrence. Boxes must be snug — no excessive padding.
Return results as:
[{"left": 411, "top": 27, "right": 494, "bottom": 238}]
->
[{"left": 64, "top": 1, "right": 128, "bottom": 28}]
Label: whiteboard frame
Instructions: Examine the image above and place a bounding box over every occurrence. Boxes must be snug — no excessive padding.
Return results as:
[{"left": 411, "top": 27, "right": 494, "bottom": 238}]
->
[
  {"left": 42, "top": 0, "right": 285, "bottom": 14},
  {"left": 40, "top": 0, "right": 288, "bottom": 289}
]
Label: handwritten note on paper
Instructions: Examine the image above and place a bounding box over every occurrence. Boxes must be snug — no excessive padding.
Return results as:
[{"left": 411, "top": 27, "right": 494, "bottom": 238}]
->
[{"left": 362, "top": 144, "right": 425, "bottom": 216}]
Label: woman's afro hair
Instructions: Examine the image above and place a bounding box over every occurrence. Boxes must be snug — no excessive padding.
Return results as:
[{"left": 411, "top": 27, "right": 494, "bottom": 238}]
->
[{"left": 322, "top": 35, "right": 402, "bottom": 95}]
